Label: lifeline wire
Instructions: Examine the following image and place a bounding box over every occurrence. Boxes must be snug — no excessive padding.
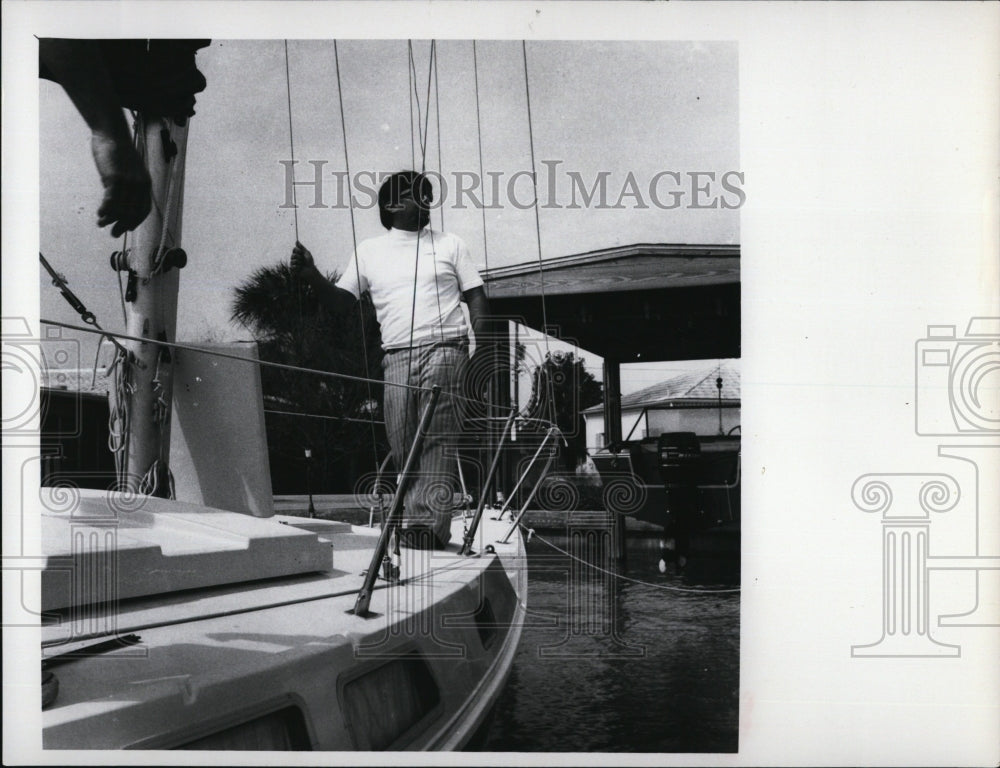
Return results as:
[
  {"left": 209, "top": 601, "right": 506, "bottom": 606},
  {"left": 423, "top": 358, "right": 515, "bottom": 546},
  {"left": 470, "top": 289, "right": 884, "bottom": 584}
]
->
[
  {"left": 39, "top": 318, "right": 516, "bottom": 415},
  {"left": 526, "top": 527, "right": 742, "bottom": 594}
]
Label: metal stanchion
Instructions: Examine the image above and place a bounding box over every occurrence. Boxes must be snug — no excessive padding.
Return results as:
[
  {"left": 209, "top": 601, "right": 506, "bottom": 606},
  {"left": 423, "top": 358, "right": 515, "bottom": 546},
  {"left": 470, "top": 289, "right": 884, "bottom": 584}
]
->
[
  {"left": 351, "top": 386, "right": 441, "bottom": 618},
  {"left": 460, "top": 409, "right": 517, "bottom": 556}
]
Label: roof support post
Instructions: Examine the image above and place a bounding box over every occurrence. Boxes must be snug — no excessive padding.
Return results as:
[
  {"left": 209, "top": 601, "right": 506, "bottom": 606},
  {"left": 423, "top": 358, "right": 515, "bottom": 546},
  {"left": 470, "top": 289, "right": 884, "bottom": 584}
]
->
[
  {"left": 602, "top": 360, "right": 622, "bottom": 448},
  {"left": 602, "top": 359, "right": 627, "bottom": 562}
]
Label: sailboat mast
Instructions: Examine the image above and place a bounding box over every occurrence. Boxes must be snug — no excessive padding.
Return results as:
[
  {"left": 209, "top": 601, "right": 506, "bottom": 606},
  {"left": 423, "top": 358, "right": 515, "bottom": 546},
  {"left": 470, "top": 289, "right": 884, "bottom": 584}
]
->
[{"left": 123, "top": 116, "right": 189, "bottom": 495}]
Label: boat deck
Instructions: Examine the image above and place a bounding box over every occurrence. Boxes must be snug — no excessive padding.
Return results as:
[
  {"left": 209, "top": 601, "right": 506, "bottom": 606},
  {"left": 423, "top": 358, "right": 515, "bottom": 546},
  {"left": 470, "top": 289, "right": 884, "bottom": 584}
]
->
[{"left": 41, "top": 499, "right": 526, "bottom": 751}]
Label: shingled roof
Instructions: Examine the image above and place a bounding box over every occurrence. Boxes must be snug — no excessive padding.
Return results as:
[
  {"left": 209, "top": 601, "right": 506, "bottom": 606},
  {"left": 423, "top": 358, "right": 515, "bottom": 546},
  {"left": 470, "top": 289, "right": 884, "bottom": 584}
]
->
[{"left": 584, "top": 359, "right": 741, "bottom": 414}]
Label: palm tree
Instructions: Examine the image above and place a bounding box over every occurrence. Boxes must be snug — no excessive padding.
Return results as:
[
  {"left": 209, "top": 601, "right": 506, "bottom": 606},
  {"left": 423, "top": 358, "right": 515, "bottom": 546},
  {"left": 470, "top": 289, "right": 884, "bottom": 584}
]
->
[{"left": 231, "top": 262, "right": 386, "bottom": 494}]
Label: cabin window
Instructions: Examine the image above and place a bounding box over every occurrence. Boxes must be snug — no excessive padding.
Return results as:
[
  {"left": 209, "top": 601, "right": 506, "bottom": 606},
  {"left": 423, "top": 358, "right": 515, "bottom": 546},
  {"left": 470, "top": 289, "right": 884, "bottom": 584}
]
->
[
  {"left": 176, "top": 706, "right": 311, "bottom": 750},
  {"left": 342, "top": 651, "right": 440, "bottom": 750}
]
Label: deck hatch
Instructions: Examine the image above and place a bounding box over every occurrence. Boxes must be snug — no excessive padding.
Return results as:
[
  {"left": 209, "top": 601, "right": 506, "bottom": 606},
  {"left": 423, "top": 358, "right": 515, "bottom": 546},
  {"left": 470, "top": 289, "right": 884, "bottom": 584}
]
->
[
  {"left": 175, "top": 705, "right": 311, "bottom": 750},
  {"left": 342, "top": 651, "right": 441, "bottom": 749}
]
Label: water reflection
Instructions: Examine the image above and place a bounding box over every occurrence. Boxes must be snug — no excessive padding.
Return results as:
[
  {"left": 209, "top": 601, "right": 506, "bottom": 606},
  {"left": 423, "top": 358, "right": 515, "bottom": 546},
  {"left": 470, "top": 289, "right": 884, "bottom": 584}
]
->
[{"left": 480, "top": 531, "right": 739, "bottom": 753}]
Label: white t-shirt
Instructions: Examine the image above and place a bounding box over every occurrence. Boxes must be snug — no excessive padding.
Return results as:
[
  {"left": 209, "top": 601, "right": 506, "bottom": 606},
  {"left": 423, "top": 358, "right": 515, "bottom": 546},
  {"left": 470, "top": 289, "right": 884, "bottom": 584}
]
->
[{"left": 335, "top": 228, "right": 484, "bottom": 350}]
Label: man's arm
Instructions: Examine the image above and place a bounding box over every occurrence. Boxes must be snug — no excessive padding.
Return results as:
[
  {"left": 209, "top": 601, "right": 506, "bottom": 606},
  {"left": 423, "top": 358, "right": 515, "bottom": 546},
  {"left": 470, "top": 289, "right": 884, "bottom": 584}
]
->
[
  {"left": 463, "top": 286, "right": 491, "bottom": 347},
  {"left": 290, "top": 241, "right": 357, "bottom": 314},
  {"left": 39, "top": 39, "right": 152, "bottom": 237}
]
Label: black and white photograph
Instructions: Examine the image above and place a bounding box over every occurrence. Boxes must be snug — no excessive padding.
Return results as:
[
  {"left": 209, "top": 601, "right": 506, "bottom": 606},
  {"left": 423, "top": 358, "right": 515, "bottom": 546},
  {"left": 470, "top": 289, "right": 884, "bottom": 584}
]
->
[{"left": 3, "top": 2, "right": 998, "bottom": 766}]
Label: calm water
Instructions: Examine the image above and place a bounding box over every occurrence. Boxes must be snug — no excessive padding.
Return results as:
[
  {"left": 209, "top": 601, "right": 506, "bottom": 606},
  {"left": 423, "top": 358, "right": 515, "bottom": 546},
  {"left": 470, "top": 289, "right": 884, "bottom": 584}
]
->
[{"left": 479, "top": 532, "right": 740, "bottom": 753}]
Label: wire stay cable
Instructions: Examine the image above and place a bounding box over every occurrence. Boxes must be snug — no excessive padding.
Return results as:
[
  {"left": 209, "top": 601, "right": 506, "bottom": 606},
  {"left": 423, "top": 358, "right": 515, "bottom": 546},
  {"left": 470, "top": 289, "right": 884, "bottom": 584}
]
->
[
  {"left": 283, "top": 40, "right": 300, "bottom": 242},
  {"left": 521, "top": 41, "right": 557, "bottom": 426},
  {"left": 333, "top": 39, "right": 381, "bottom": 473}
]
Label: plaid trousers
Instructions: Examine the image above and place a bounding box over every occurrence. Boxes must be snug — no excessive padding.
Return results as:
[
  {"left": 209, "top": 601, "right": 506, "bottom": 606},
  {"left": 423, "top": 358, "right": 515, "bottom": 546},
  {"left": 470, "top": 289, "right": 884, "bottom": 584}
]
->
[{"left": 382, "top": 340, "right": 468, "bottom": 544}]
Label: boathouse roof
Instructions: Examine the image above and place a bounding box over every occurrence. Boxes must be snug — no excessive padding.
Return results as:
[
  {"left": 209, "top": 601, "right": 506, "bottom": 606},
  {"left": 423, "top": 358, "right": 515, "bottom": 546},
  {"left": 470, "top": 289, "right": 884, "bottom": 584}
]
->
[{"left": 482, "top": 243, "right": 739, "bottom": 363}]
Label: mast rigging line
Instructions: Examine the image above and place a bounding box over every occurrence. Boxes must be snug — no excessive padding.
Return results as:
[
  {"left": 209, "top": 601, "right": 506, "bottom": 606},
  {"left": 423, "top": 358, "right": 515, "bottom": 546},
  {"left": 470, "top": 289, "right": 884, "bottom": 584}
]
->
[
  {"left": 238, "top": 43, "right": 560, "bottom": 468},
  {"left": 471, "top": 40, "right": 490, "bottom": 290},
  {"left": 520, "top": 41, "right": 556, "bottom": 427},
  {"left": 406, "top": 40, "right": 436, "bottom": 174},
  {"left": 282, "top": 40, "right": 300, "bottom": 243},
  {"left": 332, "top": 39, "right": 381, "bottom": 474},
  {"left": 282, "top": 40, "right": 309, "bottom": 348},
  {"left": 433, "top": 44, "right": 445, "bottom": 233},
  {"left": 402, "top": 41, "right": 447, "bottom": 350},
  {"left": 408, "top": 44, "right": 416, "bottom": 169},
  {"left": 401, "top": 40, "right": 445, "bottom": 457}
]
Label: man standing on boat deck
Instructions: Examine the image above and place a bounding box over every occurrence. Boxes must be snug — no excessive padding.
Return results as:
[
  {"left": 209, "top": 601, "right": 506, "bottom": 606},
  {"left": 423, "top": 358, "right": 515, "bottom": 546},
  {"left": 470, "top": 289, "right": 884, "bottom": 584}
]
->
[{"left": 291, "top": 171, "right": 491, "bottom": 550}]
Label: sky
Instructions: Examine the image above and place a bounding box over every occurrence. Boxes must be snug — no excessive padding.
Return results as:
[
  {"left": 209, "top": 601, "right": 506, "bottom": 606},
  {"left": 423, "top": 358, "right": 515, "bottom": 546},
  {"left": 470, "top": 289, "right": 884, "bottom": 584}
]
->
[{"left": 38, "top": 39, "right": 739, "bottom": 386}]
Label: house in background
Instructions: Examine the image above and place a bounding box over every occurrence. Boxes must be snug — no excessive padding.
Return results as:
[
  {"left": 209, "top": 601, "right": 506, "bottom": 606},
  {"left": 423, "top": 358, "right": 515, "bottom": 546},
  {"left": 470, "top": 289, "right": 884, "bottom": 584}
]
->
[{"left": 583, "top": 359, "right": 741, "bottom": 452}]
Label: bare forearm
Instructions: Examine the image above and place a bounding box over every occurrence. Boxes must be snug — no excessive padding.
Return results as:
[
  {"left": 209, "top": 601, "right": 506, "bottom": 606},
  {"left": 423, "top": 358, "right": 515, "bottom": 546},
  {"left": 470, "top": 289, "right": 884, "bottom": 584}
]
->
[
  {"left": 41, "top": 39, "right": 152, "bottom": 236},
  {"left": 464, "top": 288, "right": 492, "bottom": 346},
  {"left": 305, "top": 270, "right": 356, "bottom": 314}
]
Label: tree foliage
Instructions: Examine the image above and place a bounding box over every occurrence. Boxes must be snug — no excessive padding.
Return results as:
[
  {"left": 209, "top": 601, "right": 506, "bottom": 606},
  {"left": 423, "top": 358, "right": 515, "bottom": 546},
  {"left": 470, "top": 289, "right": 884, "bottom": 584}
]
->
[{"left": 231, "top": 263, "right": 386, "bottom": 492}]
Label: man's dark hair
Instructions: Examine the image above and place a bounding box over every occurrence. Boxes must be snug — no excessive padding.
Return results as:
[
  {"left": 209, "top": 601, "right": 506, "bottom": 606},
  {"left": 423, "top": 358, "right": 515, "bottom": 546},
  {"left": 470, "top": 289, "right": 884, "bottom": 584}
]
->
[{"left": 377, "top": 171, "right": 432, "bottom": 229}]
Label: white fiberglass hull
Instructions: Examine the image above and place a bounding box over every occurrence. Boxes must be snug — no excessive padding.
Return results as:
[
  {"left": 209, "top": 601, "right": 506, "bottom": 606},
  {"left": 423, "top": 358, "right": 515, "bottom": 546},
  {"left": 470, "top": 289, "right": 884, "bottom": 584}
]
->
[{"left": 40, "top": 491, "right": 526, "bottom": 751}]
